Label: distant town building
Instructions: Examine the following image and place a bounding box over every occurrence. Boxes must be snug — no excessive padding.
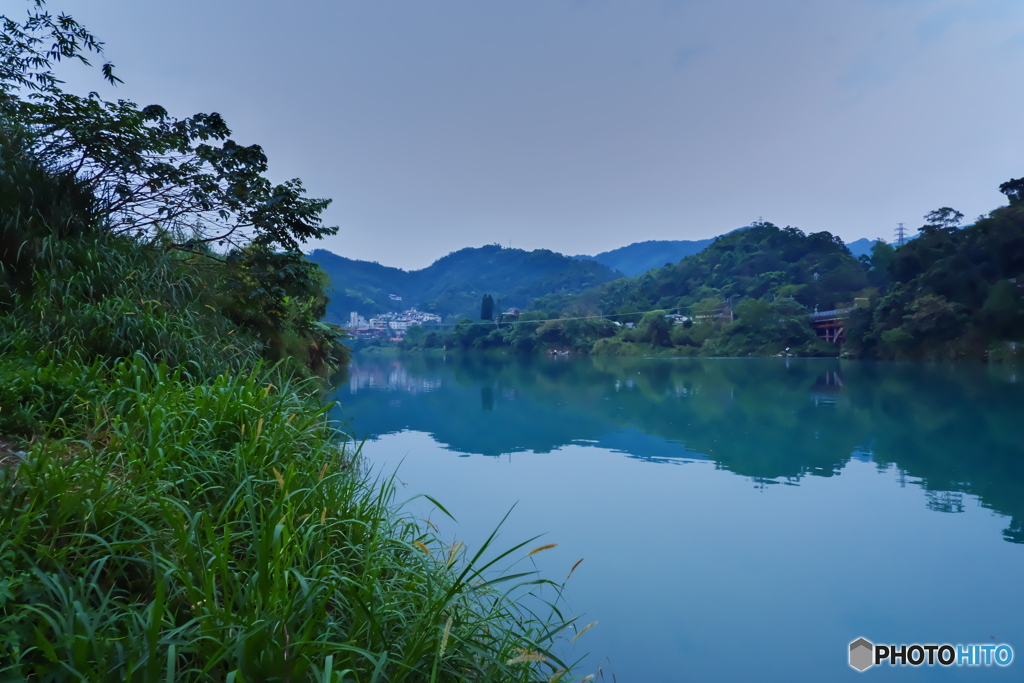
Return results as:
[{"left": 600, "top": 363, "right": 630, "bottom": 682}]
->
[{"left": 350, "top": 307, "right": 442, "bottom": 339}]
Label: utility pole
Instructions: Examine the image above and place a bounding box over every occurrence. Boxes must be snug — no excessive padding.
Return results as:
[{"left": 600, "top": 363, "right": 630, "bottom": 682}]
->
[{"left": 894, "top": 222, "right": 908, "bottom": 247}]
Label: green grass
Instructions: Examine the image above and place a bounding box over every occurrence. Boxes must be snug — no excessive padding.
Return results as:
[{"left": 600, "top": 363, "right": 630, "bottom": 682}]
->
[{"left": 0, "top": 357, "right": 580, "bottom": 681}]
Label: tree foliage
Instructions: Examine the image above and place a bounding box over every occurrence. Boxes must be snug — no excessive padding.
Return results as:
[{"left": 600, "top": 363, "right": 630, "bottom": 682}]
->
[
  {"left": 2, "top": 3, "right": 334, "bottom": 253},
  {"left": 0, "top": 1, "right": 348, "bottom": 373},
  {"left": 847, "top": 198, "right": 1024, "bottom": 361},
  {"left": 584, "top": 222, "right": 868, "bottom": 317},
  {"left": 480, "top": 293, "right": 494, "bottom": 321}
]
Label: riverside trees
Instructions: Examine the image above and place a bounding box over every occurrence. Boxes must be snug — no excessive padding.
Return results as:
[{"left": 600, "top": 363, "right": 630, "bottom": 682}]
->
[
  {"left": 1, "top": 0, "right": 348, "bottom": 370},
  {"left": 845, "top": 186, "right": 1024, "bottom": 361}
]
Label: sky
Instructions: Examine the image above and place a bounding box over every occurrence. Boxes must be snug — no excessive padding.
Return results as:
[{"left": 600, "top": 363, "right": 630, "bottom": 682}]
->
[{"left": 38, "top": 0, "right": 1024, "bottom": 270}]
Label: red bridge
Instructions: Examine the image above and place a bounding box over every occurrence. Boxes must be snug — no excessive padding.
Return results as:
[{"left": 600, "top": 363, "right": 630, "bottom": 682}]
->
[{"left": 809, "top": 307, "right": 853, "bottom": 344}]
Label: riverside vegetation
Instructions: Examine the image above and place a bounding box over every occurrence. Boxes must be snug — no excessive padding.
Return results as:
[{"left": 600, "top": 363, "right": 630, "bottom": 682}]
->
[
  {"left": 0, "top": 4, "right": 581, "bottom": 681},
  {"left": 395, "top": 206, "right": 1024, "bottom": 361}
]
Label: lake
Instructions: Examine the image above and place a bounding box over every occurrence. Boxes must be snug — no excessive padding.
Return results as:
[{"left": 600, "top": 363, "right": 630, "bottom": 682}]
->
[{"left": 328, "top": 354, "right": 1024, "bottom": 682}]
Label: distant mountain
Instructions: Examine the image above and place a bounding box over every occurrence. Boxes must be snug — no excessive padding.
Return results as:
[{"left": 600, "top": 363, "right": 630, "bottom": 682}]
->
[
  {"left": 844, "top": 238, "right": 885, "bottom": 258},
  {"left": 575, "top": 238, "right": 718, "bottom": 277},
  {"left": 309, "top": 244, "right": 620, "bottom": 324},
  {"left": 577, "top": 232, "right": 884, "bottom": 275}
]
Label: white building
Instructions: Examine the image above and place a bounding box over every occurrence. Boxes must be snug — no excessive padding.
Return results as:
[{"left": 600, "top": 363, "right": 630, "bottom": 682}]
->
[{"left": 349, "top": 312, "right": 369, "bottom": 329}]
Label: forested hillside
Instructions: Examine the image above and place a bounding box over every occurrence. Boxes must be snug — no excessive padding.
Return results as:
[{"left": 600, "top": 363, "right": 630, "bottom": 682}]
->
[
  {"left": 574, "top": 237, "right": 720, "bottom": 276},
  {"left": 313, "top": 231, "right": 887, "bottom": 325},
  {"left": 399, "top": 209, "right": 1024, "bottom": 361},
  {"left": 311, "top": 243, "right": 619, "bottom": 322},
  {"left": 846, "top": 201, "right": 1024, "bottom": 361},
  {"left": 305, "top": 250, "right": 407, "bottom": 323},
  {"left": 571, "top": 231, "right": 881, "bottom": 277},
  {"left": 582, "top": 223, "right": 867, "bottom": 315},
  {"left": 399, "top": 223, "right": 869, "bottom": 356}
]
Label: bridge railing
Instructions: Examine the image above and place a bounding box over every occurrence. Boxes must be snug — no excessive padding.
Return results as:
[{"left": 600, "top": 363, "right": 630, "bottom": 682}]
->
[{"left": 809, "top": 307, "right": 854, "bottom": 321}]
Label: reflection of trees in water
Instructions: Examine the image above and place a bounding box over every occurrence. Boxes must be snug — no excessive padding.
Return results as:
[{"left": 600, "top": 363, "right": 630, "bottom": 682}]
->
[{"left": 331, "top": 355, "right": 1024, "bottom": 543}]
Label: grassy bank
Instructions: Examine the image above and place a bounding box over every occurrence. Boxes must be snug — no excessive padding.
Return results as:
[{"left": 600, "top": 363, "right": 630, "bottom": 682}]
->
[
  {"left": 0, "top": 218, "right": 578, "bottom": 681},
  {"left": 0, "top": 63, "right": 580, "bottom": 683},
  {"left": 0, "top": 356, "right": 578, "bottom": 681}
]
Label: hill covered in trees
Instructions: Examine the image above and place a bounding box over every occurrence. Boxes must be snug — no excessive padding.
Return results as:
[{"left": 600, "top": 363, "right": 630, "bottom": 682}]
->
[
  {"left": 398, "top": 203, "right": 1024, "bottom": 361},
  {"left": 846, "top": 200, "right": 1024, "bottom": 361},
  {"left": 577, "top": 223, "right": 868, "bottom": 315},
  {"left": 574, "top": 237, "right": 721, "bottom": 276},
  {"left": 399, "top": 223, "right": 869, "bottom": 356},
  {"left": 314, "top": 231, "right": 889, "bottom": 327},
  {"left": 310, "top": 244, "right": 620, "bottom": 323},
  {"left": 573, "top": 233, "right": 880, "bottom": 277}
]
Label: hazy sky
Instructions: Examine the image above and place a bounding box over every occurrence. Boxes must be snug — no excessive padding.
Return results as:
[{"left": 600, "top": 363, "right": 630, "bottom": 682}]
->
[{"left": 45, "top": 0, "right": 1024, "bottom": 269}]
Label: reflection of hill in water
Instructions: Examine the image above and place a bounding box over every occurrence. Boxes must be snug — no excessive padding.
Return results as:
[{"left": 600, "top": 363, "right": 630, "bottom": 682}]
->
[{"left": 329, "top": 355, "right": 1024, "bottom": 543}]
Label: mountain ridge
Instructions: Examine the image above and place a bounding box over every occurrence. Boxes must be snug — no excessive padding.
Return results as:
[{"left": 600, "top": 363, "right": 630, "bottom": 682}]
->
[
  {"left": 573, "top": 238, "right": 718, "bottom": 277},
  {"left": 311, "top": 233, "right": 886, "bottom": 325},
  {"left": 309, "top": 244, "right": 620, "bottom": 324}
]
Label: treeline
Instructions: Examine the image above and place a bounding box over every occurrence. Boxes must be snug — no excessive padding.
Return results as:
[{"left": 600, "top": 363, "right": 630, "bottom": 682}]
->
[
  {"left": 0, "top": 4, "right": 578, "bottom": 680},
  {"left": 397, "top": 194, "right": 1024, "bottom": 361}
]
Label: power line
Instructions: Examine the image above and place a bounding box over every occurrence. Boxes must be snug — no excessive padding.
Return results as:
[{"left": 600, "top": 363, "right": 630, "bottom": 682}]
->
[{"left": 395, "top": 306, "right": 732, "bottom": 329}]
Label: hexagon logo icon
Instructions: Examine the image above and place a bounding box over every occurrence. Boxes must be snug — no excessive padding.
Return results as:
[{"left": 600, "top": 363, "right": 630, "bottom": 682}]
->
[{"left": 850, "top": 638, "right": 874, "bottom": 672}]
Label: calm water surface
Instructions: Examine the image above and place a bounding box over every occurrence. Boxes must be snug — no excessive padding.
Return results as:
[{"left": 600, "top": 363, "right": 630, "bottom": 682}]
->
[{"left": 328, "top": 354, "right": 1024, "bottom": 682}]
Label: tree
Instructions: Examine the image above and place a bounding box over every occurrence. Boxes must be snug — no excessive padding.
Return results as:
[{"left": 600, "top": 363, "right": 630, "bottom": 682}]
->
[
  {"left": 920, "top": 207, "right": 964, "bottom": 236},
  {"left": 480, "top": 293, "right": 494, "bottom": 321},
  {"left": 734, "top": 298, "right": 771, "bottom": 328},
  {"left": 865, "top": 240, "right": 895, "bottom": 287},
  {"left": 0, "top": 1, "right": 348, "bottom": 370},
  {"left": 692, "top": 297, "right": 725, "bottom": 322},
  {"left": 1, "top": 4, "right": 120, "bottom": 92},
  {"left": 637, "top": 310, "right": 672, "bottom": 347},
  {"left": 1, "top": 1, "right": 335, "bottom": 254},
  {"left": 980, "top": 280, "right": 1022, "bottom": 337},
  {"left": 999, "top": 177, "right": 1024, "bottom": 205}
]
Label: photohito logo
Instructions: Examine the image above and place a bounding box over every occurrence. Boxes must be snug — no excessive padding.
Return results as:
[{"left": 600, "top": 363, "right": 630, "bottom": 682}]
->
[{"left": 849, "top": 638, "right": 1014, "bottom": 672}]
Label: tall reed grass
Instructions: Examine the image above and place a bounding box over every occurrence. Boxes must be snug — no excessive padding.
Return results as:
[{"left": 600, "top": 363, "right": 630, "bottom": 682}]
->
[{"left": 1, "top": 357, "right": 579, "bottom": 681}]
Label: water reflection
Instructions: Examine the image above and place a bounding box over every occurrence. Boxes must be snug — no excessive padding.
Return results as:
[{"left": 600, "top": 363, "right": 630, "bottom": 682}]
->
[{"left": 330, "top": 355, "right": 1024, "bottom": 544}]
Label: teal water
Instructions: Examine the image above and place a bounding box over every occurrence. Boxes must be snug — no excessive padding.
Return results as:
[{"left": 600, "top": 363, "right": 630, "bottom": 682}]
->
[{"left": 328, "top": 354, "right": 1024, "bottom": 681}]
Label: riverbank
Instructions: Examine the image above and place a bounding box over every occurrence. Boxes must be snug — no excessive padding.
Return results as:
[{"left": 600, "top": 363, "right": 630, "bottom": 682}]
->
[
  {"left": 0, "top": 355, "right": 577, "bottom": 680},
  {"left": 0, "top": 151, "right": 578, "bottom": 682}
]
